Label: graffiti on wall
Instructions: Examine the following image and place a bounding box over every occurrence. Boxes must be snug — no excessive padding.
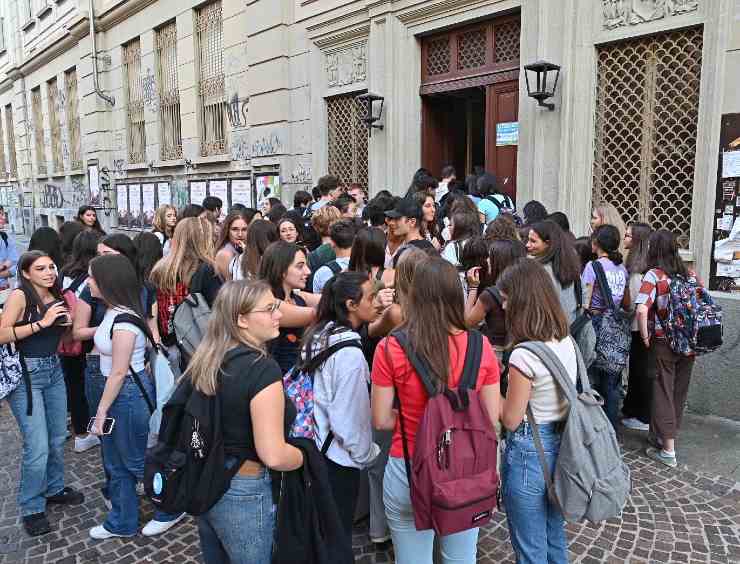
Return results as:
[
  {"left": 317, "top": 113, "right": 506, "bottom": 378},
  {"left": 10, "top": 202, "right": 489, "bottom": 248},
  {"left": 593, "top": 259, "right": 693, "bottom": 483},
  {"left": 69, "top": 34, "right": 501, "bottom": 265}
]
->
[
  {"left": 142, "top": 68, "right": 158, "bottom": 111},
  {"left": 37, "top": 178, "right": 89, "bottom": 209},
  {"left": 289, "top": 162, "right": 312, "bottom": 184},
  {"left": 227, "top": 92, "right": 249, "bottom": 129},
  {"left": 251, "top": 133, "right": 284, "bottom": 158}
]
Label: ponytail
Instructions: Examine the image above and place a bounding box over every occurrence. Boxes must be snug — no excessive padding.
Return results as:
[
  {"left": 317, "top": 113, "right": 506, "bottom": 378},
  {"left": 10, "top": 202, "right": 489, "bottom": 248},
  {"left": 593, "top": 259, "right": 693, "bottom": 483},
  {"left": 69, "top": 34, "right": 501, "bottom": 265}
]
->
[
  {"left": 607, "top": 250, "right": 623, "bottom": 266},
  {"left": 591, "top": 225, "right": 622, "bottom": 265}
]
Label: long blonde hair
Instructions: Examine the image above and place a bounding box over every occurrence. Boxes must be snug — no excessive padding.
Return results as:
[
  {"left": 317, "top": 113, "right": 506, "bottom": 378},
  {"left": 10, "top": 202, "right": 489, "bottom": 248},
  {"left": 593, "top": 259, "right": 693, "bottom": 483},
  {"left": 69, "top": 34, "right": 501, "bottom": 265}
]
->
[
  {"left": 593, "top": 202, "right": 627, "bottom": 250},
  {"left": 152, "top": 205, "right": 176, "bottom": 238},
  {"left": 184, "top": 280, "right": 270, "bottom": 395},
  {"left": 150, "top": 217, "right": 215, "bottom": 292}
]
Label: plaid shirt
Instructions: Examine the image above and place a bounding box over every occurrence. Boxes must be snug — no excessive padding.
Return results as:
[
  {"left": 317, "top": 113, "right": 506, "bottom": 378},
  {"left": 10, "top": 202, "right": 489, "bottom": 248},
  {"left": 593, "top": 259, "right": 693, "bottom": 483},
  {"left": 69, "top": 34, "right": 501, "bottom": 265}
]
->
[{"left": 634, "top": 268, "right": 671, "bottom": 338}]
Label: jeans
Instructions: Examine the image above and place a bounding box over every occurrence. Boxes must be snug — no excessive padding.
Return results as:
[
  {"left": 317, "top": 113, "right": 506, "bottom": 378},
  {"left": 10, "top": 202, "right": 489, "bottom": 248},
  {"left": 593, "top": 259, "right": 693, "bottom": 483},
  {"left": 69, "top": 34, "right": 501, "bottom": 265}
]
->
[
  {"left": 368, "top": 428, "right": 392, "bottom": 540},
  {"left": 7, "top": 355, "right": 68, "bottom": 517},
  {"left": 85, "top": 355, "right": 110, "bottom": 501},
  {"left": 502, "top": 422, "right": 568, "bottom": 564},
  {"left": 61, "top": 354, "right": 89, "bottom": 435},
  {"left": 198, "top": 470, "right": 275, "bottom": 564},
  {"left": 383, "top": 456, "right": 479, "bottom": 564},
  {"left": 588, "top": 365, "right": 621, "bottom": 431}
]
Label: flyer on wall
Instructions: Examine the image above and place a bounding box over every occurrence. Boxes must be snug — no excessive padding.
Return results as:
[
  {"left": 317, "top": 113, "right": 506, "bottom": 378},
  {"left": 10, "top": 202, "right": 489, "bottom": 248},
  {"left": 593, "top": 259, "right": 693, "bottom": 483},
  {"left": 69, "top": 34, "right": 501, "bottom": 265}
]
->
[
  {"left": 128, "top": 184, "right": 142, "bottom": 228},
  {"left": 231, "top": 179, "right": 252, "bottom": 207},
  {"left": 88, "top": 165, "right": 101, "bottom": 207},
  {"left": 255, "top": 175, "right": 280, "bottom": 201},
  {"left": 209, "top": 180, "right": 229, "bottom": 217},
  {"left": 142, "top": 184, "right": 156, "bottom": 228},
  {"left": 190, "top": 181, "right": 207, "bottom": 206},
  {"left": 117, "top": 185, "right": 129, "bottom": 228},
  {"left": 157, "top": 183, "right": 171, "bottom": 206}
]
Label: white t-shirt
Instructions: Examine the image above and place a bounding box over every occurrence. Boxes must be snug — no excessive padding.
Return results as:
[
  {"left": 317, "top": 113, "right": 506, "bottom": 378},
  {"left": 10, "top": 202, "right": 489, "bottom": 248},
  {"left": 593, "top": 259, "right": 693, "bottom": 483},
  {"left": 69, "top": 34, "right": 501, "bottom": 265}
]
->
[
  {"left": 509, "top": 337, "right": 578, "bottom": 423},
  {"left": 312, "top": 256, "right": 350, "bottom": 294},
  {"left": 94, "top": 307, "right": 148, "bottom": 377}
]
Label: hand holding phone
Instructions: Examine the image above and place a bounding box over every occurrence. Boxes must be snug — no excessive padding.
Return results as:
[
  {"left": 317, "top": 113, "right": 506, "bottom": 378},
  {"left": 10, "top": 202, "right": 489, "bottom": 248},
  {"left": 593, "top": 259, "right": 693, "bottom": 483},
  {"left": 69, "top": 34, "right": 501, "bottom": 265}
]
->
[{"left": 88, "top": 416, "right": 115, "bottom": 435}]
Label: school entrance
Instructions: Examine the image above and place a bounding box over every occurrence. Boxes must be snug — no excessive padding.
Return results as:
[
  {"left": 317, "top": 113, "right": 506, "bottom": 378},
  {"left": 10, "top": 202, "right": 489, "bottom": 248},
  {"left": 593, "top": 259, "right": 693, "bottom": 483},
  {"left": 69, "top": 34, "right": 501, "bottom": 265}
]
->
[{"left": 419, "top": 14, "right": 521, "bottom": 199}]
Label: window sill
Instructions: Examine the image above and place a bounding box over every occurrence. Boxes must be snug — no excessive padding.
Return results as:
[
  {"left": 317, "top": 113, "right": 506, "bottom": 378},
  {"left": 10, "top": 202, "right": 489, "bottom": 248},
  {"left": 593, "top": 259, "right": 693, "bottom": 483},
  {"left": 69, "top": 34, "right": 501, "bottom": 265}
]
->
[
  {"left": 193, "top": 154, "right": 231, "bottom": 165},
  {"left": 36, "top": 5, "right": 52, "bottom": 19},
  {"left": 155, "top": 158, "right": 185, "bottom": 169},
  {"left": 50, "top": 171, "right": 66, "bottom": 179},
  {"left": 125, "top": 162, "right": 149, "bottom": 171},
  {"left": 21, "top": 19, "right": 36, "bottom": 33},
  {"left": 68, "top": 168, "right": 83, "bottom": 177},
  {"left": 0, "top": 49, "right": 6, "bottom": 57}
]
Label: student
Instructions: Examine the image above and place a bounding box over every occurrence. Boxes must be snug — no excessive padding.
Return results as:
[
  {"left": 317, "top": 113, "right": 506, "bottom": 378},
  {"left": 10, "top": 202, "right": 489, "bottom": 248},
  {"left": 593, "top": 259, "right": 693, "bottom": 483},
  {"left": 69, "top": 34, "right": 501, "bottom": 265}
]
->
[
  {"left": 484, "top": 214, "right": 520, "bottom": 243},
  {"left": 441, "top": 211, "right": 480, "bottom": 294},
  {"left": 0, "top": 206, "right": 19, "bottom": 291},
  {"left": 233, "top": 219, "right": 278, "bottom": 281},
  {"left": 259, "top": 241, "right": 320, "bottom": 373},
  {"left": 190, "top": 280, "right": 304, "bottom": 564},
  {"left": 385, "top": 197, "right": 436, "bottom": 261},
  {"left": 414, "top": 191, "right": 442, "bottom": 250},
  {"left": 59, "top": 221, "right": 86, "bottom": 264},
  {"left": 635, "top": 229, "right": 699, "bottom": 468},
  {"left": 476, "top": 172, "right": 512, "bottom": 225},
  {"left": 202, "top": 196, "right": 223, "bottom": 223},
  {"left": 332, "top": 194, "right": 359, "bottom": 220},
  {"left": 266, "top": 202, "right": 288, "bottom": 224},
  {"left": 547, "top": 211, "right": 576, "bottom": 244},
  {"left": 2, "top": 252, "right": 83, "bottom": 537},
  {"left": 152, "top": 205, "right": 177, "bottom": 255},
  {"left": 522, "top": 200, "right": 548, "bottom": 225},
  {"left": 313, "top": 219, "right": 356, "bottom": 294},
  {"left": 180, "top": 204, "right": 205, "bottom": 219},
  {"left": 300, "top": 272, "right": 380, "bottom": 540},
  {"left": 622, "top": 222, "right": 653, "bottom": 431},
  {"left": 308, "top": 175, "right": 342, "bottom": 213},
  {"left": 75, "top": 205, "right": 106, "bottom": 235},
  {"left": 591, "top": 201, "right": 627, "bottom": 255},
  {"left": 371, "top": 257, "right": 500, "bottom": 563},
  {"left": 581, "top": 224, "right": 631, "bottom": 430},
  {"left": 28, "top": 227, "right": 64, "bottom": 272},
  {"left": 87, "top": 255, "right": 185, "bottom": 539},
  {"left": 435, "top": 164, "right": 456, "bottom": 203},
  {"left": 307, "top": 205, "right": 342, "bottom": 272},
  {"left": 215, "top": 211, "right": 249, "bottom": 280},
  {"left": 499, "top": 258, "right": 576, "bottom": 564},
  {"left": 348, "top": 226, "right": 395, "bottom": 288},
  {"left": 292, "top": 190, "right": 313, "bottom": 215},
  {"left": 347, "top": 183, "right": 367, "bottom": 216},
  {"left": 277, "top": 217, "right": 300, "bottom": 244}
]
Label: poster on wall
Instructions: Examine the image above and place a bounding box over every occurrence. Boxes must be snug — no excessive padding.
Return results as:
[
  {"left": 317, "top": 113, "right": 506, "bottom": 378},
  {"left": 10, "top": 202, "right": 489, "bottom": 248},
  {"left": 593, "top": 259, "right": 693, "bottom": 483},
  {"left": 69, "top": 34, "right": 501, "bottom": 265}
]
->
[
  {"left": 157, "top": 183, "right": 171, "bottom": 206},
  {"left": 496, "top": 122, "right": 519, "bottom": 146},
  {"left": 190, "top": 182, "right": 207, "bottom": 206},
  {"left": 254, "top": 175, "right": 280, "bottom": 207},
  {"left": 142, "top": 184, "right": 156, "bottom": 228},
  {"left": 231, "top": 179, "right": 252, "bottom": 207},
  {"left": 209, "top": 180, "right": 228, "bottom": 217},
  {"left": 128, "top": 184, "right": 142, "bottom": 228},
  {"left": 88, "top": 165, "right": 101, "bottom": 207},
  {"left": 117, "top": 185, "right": 129, "bottom": 228}
]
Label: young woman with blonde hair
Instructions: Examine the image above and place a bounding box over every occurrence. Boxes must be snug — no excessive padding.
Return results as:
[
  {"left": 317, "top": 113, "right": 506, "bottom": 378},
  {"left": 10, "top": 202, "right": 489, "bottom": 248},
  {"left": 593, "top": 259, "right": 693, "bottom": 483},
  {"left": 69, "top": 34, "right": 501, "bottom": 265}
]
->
[
  {"left": 214, "top": 211, "right": 249, "bottom": 280},
  {"left": 152, "top": 205, "right": 177, "bottom": 255},
  {"left": 189, "top": 280, "right": 304, "bottom": 564},
  {"left": 591, "top": 201, "right": 627, "bottom": 255}
]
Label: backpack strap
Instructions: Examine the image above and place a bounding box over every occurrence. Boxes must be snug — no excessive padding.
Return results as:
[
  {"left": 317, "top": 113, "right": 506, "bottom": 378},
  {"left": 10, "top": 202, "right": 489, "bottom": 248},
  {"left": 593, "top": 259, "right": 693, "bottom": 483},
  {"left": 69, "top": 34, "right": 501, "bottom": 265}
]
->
[
  {"left": 459, "top": 330, "right": 483, "bottom": 391},
  {"left": 0, "top": 231, "right": 7, "bottom": 246},
  {"left": 389, "top": 329, "right": 438, "bottom": 397},
  {"left": 67, "top": 273, "right": 88, "bottom": 295},
  {"left": 485, "top": 286, "right": 503, "bottom": 309},
  {"left": 591, "top": 260, "right": 616, "bottom": 312},
  {"left": 326, "top": 260, "right": 342, "bottom": 275},
  {"left": 111, "top": 313, "right": 157, "bottom": 414}
]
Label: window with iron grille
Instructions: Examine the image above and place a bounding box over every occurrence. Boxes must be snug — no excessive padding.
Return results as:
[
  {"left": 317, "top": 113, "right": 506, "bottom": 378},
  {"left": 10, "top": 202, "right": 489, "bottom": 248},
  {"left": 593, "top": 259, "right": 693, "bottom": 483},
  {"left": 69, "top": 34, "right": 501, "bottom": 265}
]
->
[
  {"left": 156, "top": 21, "right": 182, "bottom": 161},
  {"left": 593, "top": 26, "right": 703, "bottom": 249},
  {"left": 0, "top": 110, "right": 6, "bottom": 178},
  {"left": 31, "top": 87, "right": 46, "bottom": 176},
  {"left": 65, "top": 68, "right": 81, "bottom": 170},
  {"left": 195, "top": 2, "right": 227, "bottom": 157},
  {"left": 5, "top": 105, "right": 16, "bottom": 177},
  {"left": 327, "top": 94, "right": 368, "bottom": 189},
  {"left": 123, "top": 38, "right": 146, "bottom": 164},
  {"left": 47, "top": 78, "right": 63, "bottom": 173}
]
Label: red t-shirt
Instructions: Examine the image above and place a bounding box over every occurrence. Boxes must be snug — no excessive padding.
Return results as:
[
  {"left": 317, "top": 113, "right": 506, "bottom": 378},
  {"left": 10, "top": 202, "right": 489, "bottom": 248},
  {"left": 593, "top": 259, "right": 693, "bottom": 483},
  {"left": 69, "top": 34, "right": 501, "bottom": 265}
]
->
[{"left": 371, "top": 331, "right": 500, "bottom": 458}]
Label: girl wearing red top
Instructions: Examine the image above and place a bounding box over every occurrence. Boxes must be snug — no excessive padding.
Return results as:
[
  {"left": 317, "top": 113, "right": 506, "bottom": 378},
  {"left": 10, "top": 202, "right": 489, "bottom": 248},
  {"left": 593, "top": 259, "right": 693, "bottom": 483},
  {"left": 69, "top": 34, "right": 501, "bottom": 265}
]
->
[{"left": 371, "top": 257, "right": 500, "bottom": 564}]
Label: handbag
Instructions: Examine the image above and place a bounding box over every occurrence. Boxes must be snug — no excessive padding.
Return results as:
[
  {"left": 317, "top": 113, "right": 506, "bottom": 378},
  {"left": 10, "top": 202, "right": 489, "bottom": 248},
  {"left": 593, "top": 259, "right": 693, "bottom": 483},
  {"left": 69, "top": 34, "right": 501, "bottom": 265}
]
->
[
  {"left": 590, "top": 261, "right": 632, "bottom": 374},
  {"left": 0, "top": 342, "right": 23, "bottom": 400}
]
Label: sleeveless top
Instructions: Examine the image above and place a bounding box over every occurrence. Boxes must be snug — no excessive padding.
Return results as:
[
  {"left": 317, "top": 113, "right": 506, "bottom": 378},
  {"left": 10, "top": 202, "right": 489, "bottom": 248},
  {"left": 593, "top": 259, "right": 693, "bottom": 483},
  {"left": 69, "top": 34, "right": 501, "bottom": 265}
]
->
[
  {"left": 268, "top": 293, "right": 306, "bottom": 374},
  {"left": 15, "top": 290, "right": 66, "bottom": 357}
]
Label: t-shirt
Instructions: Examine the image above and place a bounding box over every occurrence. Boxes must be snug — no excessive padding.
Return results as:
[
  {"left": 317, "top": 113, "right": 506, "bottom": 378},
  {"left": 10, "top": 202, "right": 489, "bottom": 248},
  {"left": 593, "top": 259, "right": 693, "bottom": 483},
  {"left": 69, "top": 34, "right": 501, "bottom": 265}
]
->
[
  {"left": 477, "top": 288, "right": 507, "bottom": 348},
  {"left": 371, "top": 331, "right": 500, "bottom": 458},
  {"left": 508, "top": 337, "right": 578, "bottom": 423},
  {"left": 633, "top": 268, "right": 671, "bottom": 339},
  {"left": 312, "top": 256, "right": 350, "bottom": 294},
  {"left": 94, "top": 307, "right": 148, "bottom": 377},
  {"left": 220, "top": 345, "right": 296, "bottom": 462},
  {"left": 581, "top": 258, "right": 629, "bottom": 310}
]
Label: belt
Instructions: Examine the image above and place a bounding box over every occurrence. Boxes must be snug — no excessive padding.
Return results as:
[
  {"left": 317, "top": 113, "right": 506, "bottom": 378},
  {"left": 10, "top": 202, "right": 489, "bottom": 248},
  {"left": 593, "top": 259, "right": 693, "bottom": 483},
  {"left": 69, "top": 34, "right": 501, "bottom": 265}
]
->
[{"left": 237, "top": 459, "right": 265, "bottom": 477}]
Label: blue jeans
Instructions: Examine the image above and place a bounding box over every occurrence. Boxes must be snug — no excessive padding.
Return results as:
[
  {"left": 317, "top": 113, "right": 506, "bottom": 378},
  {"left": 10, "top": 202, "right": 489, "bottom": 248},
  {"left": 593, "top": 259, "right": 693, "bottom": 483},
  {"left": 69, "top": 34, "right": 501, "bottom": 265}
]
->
[
  {"left": 589, "top": 314, "right": 622, "bottom": 431},
  {"left": 85, "top": 355, "right": 110, "bottom": 501},
  {"left": 198, "top": 470, "right": 275, "bottom": 564},
  {"left": 383, "top": 456, "right": 479, "bottom": 564},
  {"left": 7, "top": 355, "right": 68, "bottom": 517},
  {"left": 502, "top": 422, "right": 568, "bottom": 564}
]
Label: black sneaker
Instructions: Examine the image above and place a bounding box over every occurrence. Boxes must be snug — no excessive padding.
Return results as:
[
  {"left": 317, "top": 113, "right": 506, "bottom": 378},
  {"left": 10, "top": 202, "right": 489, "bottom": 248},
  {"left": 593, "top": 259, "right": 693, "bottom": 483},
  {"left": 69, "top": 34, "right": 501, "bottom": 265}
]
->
[
  {"left": 23, "top": 513, "right": 51, "bottom": 536},
  {"left": 47, "top": 487, "right": 84, "bottom": 506}
]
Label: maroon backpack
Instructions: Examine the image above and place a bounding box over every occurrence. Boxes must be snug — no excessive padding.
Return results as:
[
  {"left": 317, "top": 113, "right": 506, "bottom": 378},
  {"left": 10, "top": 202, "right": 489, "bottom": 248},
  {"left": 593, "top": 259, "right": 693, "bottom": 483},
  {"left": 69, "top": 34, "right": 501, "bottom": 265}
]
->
[{"left": 391, "top": 329, "right": 498, "bottom": 536}]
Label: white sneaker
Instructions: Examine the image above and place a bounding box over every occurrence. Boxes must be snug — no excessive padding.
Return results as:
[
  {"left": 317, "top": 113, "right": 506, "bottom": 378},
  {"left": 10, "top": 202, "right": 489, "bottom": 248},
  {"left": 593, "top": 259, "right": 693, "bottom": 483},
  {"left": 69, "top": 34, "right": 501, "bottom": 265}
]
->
[
  {"left": 74, "top": 434, "right": 100, "bottom": 453},
  {"left": 141, "top": 513, "right": 187, "bottom": 537},
  {"left": 89, "top": 525, "right": 135, "bottom": 540},
  {"left": 622, "top": 418, "right": 650, "bottom": 431}
]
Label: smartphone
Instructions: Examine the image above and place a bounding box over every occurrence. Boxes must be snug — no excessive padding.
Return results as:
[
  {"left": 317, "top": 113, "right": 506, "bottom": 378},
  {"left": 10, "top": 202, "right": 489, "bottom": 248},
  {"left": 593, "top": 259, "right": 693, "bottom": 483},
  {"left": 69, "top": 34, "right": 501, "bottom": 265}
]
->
[
  {"left": 87, "top": 417, "right": 115, "bottom": 435},
  {"left": 50, "top": 301, "right": 72, "bottom": 326}
]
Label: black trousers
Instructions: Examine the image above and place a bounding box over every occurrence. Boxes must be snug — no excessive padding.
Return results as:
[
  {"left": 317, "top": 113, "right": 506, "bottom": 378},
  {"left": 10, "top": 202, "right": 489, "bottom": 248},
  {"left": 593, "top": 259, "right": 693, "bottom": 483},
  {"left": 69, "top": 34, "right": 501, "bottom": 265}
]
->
[
  {"left": 324, "top": 456, "right": 360, "bottom": 543},
  {"left": 60, "top": 354, "right": 90, "bottom": 435},
  {"left": 622, "top": 331, "right": 653, "bottom": 424}
]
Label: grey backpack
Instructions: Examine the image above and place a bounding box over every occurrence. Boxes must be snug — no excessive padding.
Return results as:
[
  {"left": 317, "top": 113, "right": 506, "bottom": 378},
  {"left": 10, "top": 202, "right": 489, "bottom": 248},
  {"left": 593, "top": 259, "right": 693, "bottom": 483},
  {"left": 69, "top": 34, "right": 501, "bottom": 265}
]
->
[
  {"left": 172, "top": 267, "right": 211, "bottom": 364},
  {"left": 516, "top": 339, "right": 630, "bottom": 523}
]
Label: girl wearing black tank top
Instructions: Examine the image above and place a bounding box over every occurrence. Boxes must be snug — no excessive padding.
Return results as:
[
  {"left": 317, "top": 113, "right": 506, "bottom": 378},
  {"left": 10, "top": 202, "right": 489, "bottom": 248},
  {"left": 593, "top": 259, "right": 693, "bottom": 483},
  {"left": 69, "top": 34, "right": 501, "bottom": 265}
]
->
[{"left": 1, "top": 251, "right": 84, "bottom": 537}]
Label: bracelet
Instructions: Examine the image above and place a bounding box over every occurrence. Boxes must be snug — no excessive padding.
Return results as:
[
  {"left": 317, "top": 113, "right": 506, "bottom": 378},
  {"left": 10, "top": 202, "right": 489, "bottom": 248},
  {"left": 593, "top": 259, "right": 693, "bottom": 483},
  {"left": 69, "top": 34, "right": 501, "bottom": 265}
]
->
[
  {"left": 35, "top": 322, "right": 42, "bottom": 332},
  {"left": 11, "top": 326, "right": 17, "bottom": 341},
  {"left": 468, "top": 285, "right": 479, "bottom": 292}
]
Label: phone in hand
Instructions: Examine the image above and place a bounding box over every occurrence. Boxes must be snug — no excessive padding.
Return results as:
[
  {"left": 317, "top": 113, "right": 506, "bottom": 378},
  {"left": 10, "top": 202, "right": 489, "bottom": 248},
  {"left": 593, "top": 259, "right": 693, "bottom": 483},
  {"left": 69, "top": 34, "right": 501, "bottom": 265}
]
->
[
  {"left": 87, "top": 417, "right": 115, "bottom": 435},
  {"left": 50, "top": 301, "right": 72, "bottom": 326}
]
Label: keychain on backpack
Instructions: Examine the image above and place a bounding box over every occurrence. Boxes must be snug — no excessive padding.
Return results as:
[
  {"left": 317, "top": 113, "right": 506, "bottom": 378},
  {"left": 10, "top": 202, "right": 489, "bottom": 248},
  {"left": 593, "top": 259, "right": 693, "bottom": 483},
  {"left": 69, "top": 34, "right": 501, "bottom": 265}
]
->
[{"left": 191, "top": 420, "right": 206, "bottom": 459}]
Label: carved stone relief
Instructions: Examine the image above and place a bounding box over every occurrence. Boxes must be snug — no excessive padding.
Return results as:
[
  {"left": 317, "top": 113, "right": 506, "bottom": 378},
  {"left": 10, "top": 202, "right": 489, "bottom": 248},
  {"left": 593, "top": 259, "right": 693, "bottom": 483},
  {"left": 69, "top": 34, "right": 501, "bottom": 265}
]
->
[
  {"left": 602, "top": 0, "right": 700, "bottom": 30},
  {"left": 326, "top": 43, "right": 367, "bottom": 88}
]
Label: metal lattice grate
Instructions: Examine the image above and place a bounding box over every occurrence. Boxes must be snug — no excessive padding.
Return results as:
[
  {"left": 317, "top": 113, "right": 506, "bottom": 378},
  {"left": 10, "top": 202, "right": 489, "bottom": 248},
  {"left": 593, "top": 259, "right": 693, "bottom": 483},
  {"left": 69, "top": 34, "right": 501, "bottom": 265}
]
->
[
  {"left": 196, "top": 2, "right": 227, "bottom": 157},
  {"left": 458, "top": 29, "right": 487, "bottom": 70},
  {"left": 65, "top": 69, "right": 81, "bottom": 170},
  {"left": 5, "top": 105, "right": 16, "bottom": 177},
  {"left": 156, "top": 21, "right": 183, "bottom": 161},
  {"left": 327, "top": 94, "right": 368, "bottom": 189},
  {"left": 593, "top": 26, "right": 702, "bottom": 249},
  {"left": 123, "top": 38, "right": 146, "bottom": 164},
  {"left": 47, "top": 78, "right": 63, "bottom": 173},
  {"left": 494, "top": 19, "right": 521, "bottom": 64},
  {"left": 426, "top": 37, "right": 451, "bottom": 76},
  {"left": 31, "top": 87, "right": 46, "bottom": 176}
]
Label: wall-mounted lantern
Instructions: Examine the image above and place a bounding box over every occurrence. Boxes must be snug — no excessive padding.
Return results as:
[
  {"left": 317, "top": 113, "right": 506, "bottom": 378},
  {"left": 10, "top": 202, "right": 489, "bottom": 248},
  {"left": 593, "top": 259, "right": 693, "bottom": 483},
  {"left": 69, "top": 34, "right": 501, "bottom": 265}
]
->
[
  {"left": 356, "top": 92, "right": 385, "bottom": 136},
  {"left": 523, "top": 60, "right": 561, "bottom": 111}
]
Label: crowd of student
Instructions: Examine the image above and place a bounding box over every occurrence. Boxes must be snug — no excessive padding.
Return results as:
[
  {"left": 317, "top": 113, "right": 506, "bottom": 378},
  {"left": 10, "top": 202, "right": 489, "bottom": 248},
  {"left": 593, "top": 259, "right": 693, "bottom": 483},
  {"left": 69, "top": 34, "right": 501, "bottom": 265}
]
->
[{"left": 0, "top": 165, "right": 717, "bottom": 563}]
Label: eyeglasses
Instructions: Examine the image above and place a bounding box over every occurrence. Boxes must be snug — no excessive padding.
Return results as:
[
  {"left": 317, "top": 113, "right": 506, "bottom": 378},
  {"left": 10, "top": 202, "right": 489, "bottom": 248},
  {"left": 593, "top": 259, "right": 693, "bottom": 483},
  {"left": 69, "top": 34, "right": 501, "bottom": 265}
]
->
[{"left": 249, "top": 300, "right": 282, "bottom": 315}]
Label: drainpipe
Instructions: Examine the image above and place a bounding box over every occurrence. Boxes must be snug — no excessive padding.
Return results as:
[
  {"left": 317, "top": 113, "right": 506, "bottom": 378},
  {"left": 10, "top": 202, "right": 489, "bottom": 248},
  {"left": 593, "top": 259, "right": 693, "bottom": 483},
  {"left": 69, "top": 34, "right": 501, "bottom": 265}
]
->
[{"left": 88, "top": 0, "right": 115, "bottom": 106}]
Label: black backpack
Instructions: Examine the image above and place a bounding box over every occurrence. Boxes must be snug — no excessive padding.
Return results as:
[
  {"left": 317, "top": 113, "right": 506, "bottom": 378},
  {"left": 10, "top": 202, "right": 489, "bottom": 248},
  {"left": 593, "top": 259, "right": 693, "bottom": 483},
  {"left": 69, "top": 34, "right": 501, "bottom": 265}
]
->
[
  {"left": 144, "top": 365, "right": 244, "bottom": 515},
  {"left": 307, "top": 260, "right": 343, "bottom": 294}
]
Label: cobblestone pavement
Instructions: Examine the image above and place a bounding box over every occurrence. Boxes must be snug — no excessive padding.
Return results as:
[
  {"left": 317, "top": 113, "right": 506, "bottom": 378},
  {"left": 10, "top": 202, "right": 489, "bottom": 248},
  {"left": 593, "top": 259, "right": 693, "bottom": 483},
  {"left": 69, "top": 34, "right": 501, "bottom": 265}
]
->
[{"left": 1, "top": 404, "right": 739, "bottom": 563}]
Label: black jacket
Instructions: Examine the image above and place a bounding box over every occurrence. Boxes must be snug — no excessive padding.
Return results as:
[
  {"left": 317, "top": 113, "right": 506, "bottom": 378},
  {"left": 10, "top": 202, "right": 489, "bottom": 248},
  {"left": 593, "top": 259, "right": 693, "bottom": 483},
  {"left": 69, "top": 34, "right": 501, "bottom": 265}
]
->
[{"left": 273, "top": 438, "right": 354, "bottom": 564}]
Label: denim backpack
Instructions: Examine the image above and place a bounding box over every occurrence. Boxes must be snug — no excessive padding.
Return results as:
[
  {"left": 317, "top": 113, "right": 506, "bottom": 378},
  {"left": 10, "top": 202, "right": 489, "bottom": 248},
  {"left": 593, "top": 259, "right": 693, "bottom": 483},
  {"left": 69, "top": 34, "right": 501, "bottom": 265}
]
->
[
  {"left": 589, "top": 261, "right": 632, "bottom": 374},
  {"left": 516, "top": 339, "right": 630, "bottom": 523},
  {"left": 665, "top": 274, "right": 723, "bottom": 356}
]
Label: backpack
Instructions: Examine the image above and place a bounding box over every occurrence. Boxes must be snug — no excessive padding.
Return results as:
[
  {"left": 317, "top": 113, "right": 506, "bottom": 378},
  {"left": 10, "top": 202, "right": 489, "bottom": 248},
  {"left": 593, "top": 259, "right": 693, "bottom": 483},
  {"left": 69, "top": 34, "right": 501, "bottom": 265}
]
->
[
  {"left": 57, "top": 274, "right": 88, "bottom": 357},
  {"left": 664, "top": 273, "right": 723, "bottom": 356},
  {"left": 515, "top": 339, "right": 631, "bottom": 523},
  {"left": 284, "top": 339, "right": 363, "bottom": 451},
  {"left": 570, "top": 278, "right": 597, "bottom": 369},
  {"left": 589, "top": 261, "right": 632, "bottom": 374},
  {"left": 485, "top": 193, "right": 522, "bottom": 226},
  {"left": 390, "top": 329, "right": 499, "bottom": 536},
  {"left": 144, "top": 374, "right": 239, "bottom": 516},
  {"left": 172, "top": 266, "right": 212, "bottom": 365},
  {"left": 308, "top": 259, "right": 343, "bottom": 294}
]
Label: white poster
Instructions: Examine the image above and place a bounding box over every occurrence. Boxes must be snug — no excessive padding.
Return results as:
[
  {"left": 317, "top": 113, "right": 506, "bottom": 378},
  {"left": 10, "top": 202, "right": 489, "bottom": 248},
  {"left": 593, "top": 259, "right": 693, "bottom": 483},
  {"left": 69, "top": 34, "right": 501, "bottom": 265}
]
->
[
  {"left": 190, "top": 182, "right": 207, "bottom": 205},
  {"left": 88, "top": 165, "right": 100, "bottom": 206},
  {"left": 157, "top": 182, "right": 171, "bottom": 206},
  {"left": 231, "top": 179, "right": 252, "bottom": 207},
  {"left": 723, "top": 151, "right": 740, "bottom": 179},
  {"left": 142, "top": 183, "right": 156, "bottom": 228},
  {"left": 128, "top": 184, "right": 142, "bottom": 227},
  {"left": 117, "top": 185, "right": 128, "bottom": 227},
  {"left": 209, "top": 180, "right": 229, "bottom": 216}
]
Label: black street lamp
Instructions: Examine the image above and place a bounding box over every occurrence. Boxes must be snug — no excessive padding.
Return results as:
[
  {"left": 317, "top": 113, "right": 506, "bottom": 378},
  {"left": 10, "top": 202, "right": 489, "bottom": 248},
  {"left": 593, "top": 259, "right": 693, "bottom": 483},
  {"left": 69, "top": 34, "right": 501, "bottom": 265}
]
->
[
  {"left": 356, "top": 92, "right": 385, "bottom": 136},
  {"left": 524, "top": 60, "right": 561, "bottom": 111}
]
